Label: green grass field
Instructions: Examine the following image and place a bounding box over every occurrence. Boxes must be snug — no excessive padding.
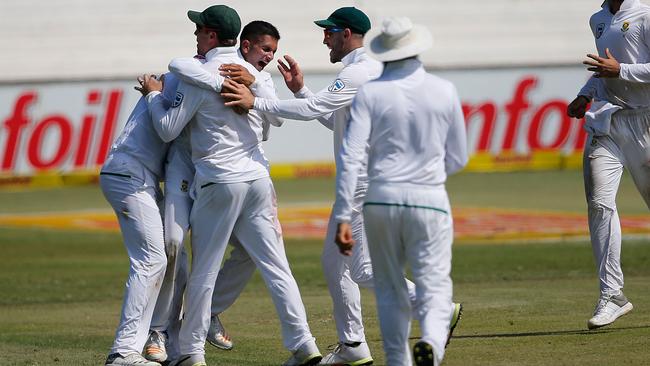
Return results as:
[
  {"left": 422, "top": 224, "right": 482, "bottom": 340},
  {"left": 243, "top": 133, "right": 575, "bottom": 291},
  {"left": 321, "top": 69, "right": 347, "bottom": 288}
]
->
[{"left": 1, "top": 171, "right": 649, "bottom": 365}]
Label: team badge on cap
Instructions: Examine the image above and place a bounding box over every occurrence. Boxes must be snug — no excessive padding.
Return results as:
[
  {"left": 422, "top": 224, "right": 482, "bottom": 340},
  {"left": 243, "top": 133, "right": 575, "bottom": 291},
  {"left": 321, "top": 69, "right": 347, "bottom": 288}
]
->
[
  {"left": 172, "top": 92, "right": 184, "bottom": 108},
  {"left": 328, "top": 79, "right": 345, "bottom": 92}
]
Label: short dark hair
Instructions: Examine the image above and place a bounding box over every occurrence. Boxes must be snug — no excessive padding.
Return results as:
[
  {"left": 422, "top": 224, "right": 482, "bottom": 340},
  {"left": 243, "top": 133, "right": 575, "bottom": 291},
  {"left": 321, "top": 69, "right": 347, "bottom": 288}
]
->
[{"left": 240, "top": 20, "right": 281, "bottom": 42}]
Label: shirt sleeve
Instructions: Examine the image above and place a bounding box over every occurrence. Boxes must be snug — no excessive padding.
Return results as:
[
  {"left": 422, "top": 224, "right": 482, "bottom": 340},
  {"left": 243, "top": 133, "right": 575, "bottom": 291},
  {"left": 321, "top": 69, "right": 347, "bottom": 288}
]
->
[
  {"left": 332, "top": 88, "right": 371, "bottom": 223},
  {"left": 168, "top": 57, "right": 224, "bottom": 92},
  {"left": 146, "top": 80, "right": 203, "bottom": 142},
  {"left": 577, "top": 76, "right": 601, "bottom": 99},
  {"left": 292, "top": 86, "right": 335, "bottom": 130},
  {"left": 619, "top": 63, "right": 650, "bottom": 82},
  {"left": 445, "top": 85, "right": 469, "bottom": 176},
  {"left": 253, "top": 67, "right": 360, "bottom": 122}
]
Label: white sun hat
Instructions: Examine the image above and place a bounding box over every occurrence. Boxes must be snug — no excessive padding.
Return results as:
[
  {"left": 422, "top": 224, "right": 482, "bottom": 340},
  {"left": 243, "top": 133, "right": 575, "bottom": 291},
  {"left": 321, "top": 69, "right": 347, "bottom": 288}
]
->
[{"left": 365, "top": 17, "right": 433, "bottom": 62}]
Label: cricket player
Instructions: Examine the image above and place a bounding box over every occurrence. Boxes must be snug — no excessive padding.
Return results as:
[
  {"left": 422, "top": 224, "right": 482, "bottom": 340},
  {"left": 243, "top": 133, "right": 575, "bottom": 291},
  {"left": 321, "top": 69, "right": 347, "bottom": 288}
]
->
[
  {"left": 141, "top": 5, "right": 321, "bottom": 366},
  {"left": 333, "top": 17, "right": 467, "bottom": 366},
  {"left": 100, "top": 72, "right": 184, "bottom": 366},
  {"left": 222, "top": 7, "right": 462, "bottom": 365},
  {"left": 567, "top": 0, "right": 650, "bottom": 330},
  {"left": 142, "top": 21, "right": 285, "bottom": 361}
]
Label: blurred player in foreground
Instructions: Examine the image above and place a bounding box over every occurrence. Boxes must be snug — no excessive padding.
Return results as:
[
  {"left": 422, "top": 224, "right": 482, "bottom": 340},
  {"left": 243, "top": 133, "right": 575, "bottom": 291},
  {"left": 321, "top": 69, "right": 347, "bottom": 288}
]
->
[
  {"left": 333, "top": 17, "right": 467, "bottom": 366},
  {"left": 567, "top": 0, "right": 648, "bottom": 330}
]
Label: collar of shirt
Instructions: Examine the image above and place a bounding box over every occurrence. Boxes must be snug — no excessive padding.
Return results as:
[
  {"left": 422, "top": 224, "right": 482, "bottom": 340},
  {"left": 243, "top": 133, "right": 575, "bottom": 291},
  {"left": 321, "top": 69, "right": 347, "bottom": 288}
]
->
[
  {"left": 383, "top": 57, "right": 423, "bottom": 77},
  {"left": 341, "top": 47, "right": 365, "bottom": 67},
  {"left": 602, "top": 0, "right": 640, "bottom": 13},
  {"left": 205, "top": 46, "right": 239, "bottom": 62}
]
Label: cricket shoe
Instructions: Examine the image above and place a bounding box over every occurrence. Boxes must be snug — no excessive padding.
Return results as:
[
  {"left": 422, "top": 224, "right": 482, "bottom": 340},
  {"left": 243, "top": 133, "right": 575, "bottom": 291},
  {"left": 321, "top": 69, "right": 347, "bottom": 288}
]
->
[
  {"left": 105, "top": 352, "right": 161, "bottom": 366},
  {"left": 412, "top": 341, "right": 435, "bottom": 366},
  {"left": 283, "top": 340, "right": 322, "bottom": 366},
  {"left": 206, "top": 314, "right": 233, "bottom": 350},
  {"left": 446, "top": 302, "right": 463, "bottom": 347},
  {"left": 319, "top": 342, "right": 373, "bottom": 365},
  {"left": 587, "top": 292, "right": 633, "bottom": 330},
  {"left": 144, "top": 330, "right": 168, "bottom": 362},
  {"left": 167, "top": 354, "right": 206, "bottom": 366}
]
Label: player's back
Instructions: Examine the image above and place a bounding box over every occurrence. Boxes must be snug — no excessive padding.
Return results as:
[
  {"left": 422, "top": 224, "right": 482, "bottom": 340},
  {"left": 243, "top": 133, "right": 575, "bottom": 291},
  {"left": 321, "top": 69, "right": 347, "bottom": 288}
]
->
[{"left": 362, "top": 58, "right": 458, "bottom": 187}]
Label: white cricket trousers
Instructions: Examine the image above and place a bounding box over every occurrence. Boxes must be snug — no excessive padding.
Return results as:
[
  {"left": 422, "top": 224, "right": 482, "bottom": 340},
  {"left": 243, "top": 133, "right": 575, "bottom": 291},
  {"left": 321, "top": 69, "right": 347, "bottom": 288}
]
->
[
  {"left": 99, "top": 156, "right": 167, "bottom": 356},
  {"left": 584, "top": 107, "right": 650, "bottom": 297},
  {"left": 210, "top": 235, "right": 259, "bottom": 315},
  {"left": 149, "top": 144, "right": 193, "bottom": 359},
  {"left": 180, "top": 177, "right": 315, "bottom": 356},
  {"left": 363, "top": 184, "right": 453, "bottom": 366},
  {"left": 321, "top": 184, "right": 417, "bottom": 343}
]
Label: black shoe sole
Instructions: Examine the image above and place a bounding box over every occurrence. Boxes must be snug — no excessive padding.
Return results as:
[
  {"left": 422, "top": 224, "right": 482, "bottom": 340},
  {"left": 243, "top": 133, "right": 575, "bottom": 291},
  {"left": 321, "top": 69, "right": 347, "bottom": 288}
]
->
[
  {"left": 413, "top": 341, "right": 435, "bottom": 366},
  {"left": 300, "top": 355, "right": 323, "bottom": 366}
]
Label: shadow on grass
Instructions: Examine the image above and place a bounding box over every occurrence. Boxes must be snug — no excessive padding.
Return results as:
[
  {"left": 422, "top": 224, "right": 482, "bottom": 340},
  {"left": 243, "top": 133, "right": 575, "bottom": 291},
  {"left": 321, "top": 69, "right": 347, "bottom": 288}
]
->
[{"left": 447, "top": 324, "right": 650, "bottom": 340}]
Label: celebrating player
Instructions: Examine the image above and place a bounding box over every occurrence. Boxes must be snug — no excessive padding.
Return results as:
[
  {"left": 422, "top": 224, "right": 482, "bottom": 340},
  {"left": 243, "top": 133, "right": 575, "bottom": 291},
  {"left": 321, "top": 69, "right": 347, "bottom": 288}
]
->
[
  {"left": 142, "top": 20, "right": 285, "bottom": 362},
  {"left": 141, "top": 5, "right": 321, "bottom": 366}
]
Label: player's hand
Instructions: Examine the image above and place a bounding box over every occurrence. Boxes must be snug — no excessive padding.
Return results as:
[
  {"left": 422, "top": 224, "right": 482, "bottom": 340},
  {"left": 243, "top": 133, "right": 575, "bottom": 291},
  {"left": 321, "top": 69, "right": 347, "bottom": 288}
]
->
[
  {"left": 135, "top": 74, "right": 163, "bottom": 96},
  {"left": 567, "top": 95, "right": 591, "bottom": 118},
  {"left": 277, "top": 55, "right": 304, "bottom": 94},
  {"left": 221, "top": 78, "right": 255, "bottom": 111},
  {"left": 584, "top": 48, "right": 620, "bottom": 78},
  {"left": 335, "top": 222, "right": 355, "bottom": 256},
  {"left": 220, "top": 64, "right": 255, "bottom": 87}
]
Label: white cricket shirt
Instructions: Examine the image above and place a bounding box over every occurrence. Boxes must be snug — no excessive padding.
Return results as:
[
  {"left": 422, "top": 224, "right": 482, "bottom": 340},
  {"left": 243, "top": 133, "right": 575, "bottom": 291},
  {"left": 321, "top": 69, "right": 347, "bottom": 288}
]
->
[
  {"left": 579, "top": 0, "right": 650, "bottom": 107},
  {"left": 146, "top": 46, "right": 274, "bottom": 186},
  {"left": 333, "top": 58, "right": 468, "bottom": 222},
  {"left": 102, "top": 73, "right": 180, "bottom": 180}
]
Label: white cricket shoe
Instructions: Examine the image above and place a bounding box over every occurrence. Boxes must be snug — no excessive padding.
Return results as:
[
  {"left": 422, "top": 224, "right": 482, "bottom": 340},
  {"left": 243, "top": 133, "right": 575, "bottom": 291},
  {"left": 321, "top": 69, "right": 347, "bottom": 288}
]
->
[
  {"left": 283, "top": 340, "right": 322, "bottom": 366},
  {"left": 412, "top": 341, "right": 435, "bottom": 366},
  {"left": 588, "top": 292, "right": 633, "bottom": 330},
  {"left": 446, "top": 302, "right": 463, "bottom": 347},
  {"left": 206, "top": 314, "right": 233, "bottom": 350},
  {"left": 144, "top": 330, "right": 168, "bottom": 362},
  {"left": 319, "top": 342, "right": 373, "bottom": 365},
  {"left": 105, "top": 352, "right": 161, "bottom": 366}
]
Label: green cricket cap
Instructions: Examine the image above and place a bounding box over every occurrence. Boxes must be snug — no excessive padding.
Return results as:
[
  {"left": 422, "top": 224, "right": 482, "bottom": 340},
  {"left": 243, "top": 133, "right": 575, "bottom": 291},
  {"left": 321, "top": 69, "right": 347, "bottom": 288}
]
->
[
  {"left": 314, "top": 7, "right": 371, "bottom": 35},
  {"left": 187, "top": 5, "right": 241, "bottom": 40}
]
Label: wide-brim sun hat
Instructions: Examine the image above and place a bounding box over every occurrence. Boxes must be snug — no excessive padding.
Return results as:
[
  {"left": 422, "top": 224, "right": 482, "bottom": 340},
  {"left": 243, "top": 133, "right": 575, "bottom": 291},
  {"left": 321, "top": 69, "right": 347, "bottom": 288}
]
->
[{"left": 365, "top": 17, "right": 433, "bottom": 62}]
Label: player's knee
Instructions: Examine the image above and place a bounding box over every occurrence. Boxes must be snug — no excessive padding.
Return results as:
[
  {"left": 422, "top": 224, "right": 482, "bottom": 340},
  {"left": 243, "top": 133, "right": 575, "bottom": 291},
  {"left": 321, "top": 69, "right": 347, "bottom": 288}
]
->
[{"left": 587, "top": 199, "right": 616, "bottom": 214}]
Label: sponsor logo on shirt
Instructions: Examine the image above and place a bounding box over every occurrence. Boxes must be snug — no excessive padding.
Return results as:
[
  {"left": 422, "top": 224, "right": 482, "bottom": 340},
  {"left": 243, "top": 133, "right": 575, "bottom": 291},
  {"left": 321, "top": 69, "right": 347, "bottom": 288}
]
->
[
  {"left": 172, "top": 92, "right": 184, "bottom": 108},
  {"left": 621, "top": 21, "right": 630, "bottom": 32},
  {"left": 328, "top": 79, "right": 345, "bottom": 92},
  {"left": 596, "top": 23, "right": 605, "bottom": 39}
]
